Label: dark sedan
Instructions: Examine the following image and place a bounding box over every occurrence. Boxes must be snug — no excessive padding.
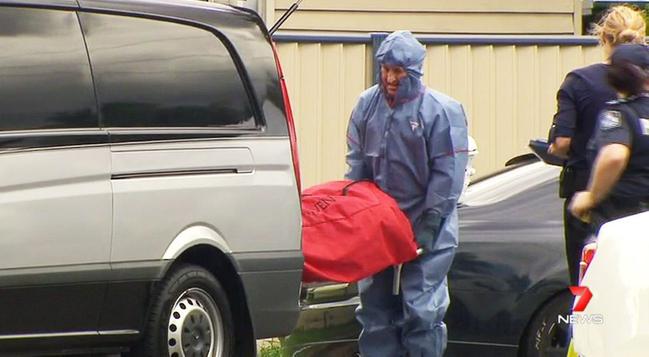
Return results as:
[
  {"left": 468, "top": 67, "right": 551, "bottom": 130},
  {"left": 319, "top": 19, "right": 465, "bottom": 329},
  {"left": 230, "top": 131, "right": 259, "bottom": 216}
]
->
[{"left": 283, "top": 157, "right": 573, "bottom": 357}]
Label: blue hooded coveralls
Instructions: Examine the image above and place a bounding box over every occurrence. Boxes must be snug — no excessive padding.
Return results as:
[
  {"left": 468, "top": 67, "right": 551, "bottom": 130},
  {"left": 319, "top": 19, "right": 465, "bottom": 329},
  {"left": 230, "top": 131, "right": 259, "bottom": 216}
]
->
[{"left": 345, "top": 31, "right": 469, "bottom": 357}]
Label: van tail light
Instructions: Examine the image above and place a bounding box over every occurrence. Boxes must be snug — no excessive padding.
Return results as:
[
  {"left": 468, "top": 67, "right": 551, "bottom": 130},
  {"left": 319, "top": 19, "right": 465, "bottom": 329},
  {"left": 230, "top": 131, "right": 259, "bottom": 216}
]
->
[
  {"left": 271, "top": 42, "right": 301, "bottom": 194},
  {"left": 579, "top": 242, "right": 598, "bottom": 284}
]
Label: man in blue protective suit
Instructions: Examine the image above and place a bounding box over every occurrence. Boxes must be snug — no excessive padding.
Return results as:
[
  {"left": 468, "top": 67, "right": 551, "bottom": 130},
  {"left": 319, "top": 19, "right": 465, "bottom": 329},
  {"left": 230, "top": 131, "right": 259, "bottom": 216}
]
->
[{"left": 345, "top": 30, "right": 469, "bottom": 356}]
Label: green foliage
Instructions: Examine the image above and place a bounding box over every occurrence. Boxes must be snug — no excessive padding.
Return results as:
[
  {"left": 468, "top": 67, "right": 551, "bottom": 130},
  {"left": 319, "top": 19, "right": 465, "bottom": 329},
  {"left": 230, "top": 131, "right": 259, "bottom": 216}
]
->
[{"left": 259, "top": 339, "right": 282, "bottom": 357}]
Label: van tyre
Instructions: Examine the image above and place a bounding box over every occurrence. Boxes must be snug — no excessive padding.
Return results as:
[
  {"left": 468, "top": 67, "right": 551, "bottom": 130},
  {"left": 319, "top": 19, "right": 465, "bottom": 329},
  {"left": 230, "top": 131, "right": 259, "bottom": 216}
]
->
[
  {"left": 520, "top": 292, "right": 572, "bottom": 357},
  {"left": 141, "top": 264, "right": 234, "bottom": 357}
]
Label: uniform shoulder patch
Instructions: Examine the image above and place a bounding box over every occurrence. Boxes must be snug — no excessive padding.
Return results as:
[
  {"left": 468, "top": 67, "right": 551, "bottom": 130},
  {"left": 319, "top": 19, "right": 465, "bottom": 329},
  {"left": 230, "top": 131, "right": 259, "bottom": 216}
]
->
[
  {"left": 600, "top": 110, "right": 622, "bottom": 130},
  {"left": 640, "top": 118, "right": 649, "bottom": 135}
]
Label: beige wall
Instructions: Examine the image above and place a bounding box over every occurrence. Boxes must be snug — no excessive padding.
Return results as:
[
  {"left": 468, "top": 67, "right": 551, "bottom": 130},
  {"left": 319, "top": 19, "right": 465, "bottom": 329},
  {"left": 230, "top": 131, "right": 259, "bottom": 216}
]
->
[
  {"left": 277, "top": 39, "right": 604, "bottom": 189},
  {"left": 269, "top": 0, "right": 582, "bottom": 35},
  {"left": 277, "top": 42, "right": 373, "bottom": 188}
]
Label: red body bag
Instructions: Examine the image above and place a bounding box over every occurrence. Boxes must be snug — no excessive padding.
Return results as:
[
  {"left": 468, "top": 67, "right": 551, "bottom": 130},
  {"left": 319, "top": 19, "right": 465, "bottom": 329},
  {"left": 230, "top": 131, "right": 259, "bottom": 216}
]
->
[{"left": 301, "top": 180, "right": 418, "bottom": 283}]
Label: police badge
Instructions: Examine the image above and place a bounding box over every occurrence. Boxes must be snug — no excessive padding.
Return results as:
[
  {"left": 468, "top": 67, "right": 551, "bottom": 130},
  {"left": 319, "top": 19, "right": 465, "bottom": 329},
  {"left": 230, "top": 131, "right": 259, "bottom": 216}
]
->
[{"left": 600, "top": 110, "right": 622, "bottom": 130}]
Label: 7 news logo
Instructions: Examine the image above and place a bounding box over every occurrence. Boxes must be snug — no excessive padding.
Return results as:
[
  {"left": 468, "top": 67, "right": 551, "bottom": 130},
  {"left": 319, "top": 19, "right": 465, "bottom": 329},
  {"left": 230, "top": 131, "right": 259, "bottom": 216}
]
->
[
  {"left": 570, "top": 286, "right": 592, "bottom": 312},
  {"left": 557, "top": 286, "right": 604, "bottom": 325}
]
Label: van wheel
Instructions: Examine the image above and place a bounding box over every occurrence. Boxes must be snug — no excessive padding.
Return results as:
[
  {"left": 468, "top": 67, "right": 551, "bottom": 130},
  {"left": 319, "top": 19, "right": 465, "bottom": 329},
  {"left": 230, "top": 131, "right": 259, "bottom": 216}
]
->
[
  {"left": 520, "top": 292, "right": 572, "bottom": 357},
  {"left": 141, "top": 264, "right": 234, "bottom": 357}
]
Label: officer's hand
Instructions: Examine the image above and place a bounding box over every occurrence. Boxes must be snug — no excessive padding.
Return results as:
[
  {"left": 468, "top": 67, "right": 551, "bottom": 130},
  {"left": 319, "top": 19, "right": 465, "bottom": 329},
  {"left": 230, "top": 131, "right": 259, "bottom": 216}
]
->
[
  {"left": 414, "top": 211, "right": 443, "bottom": 253},
  {"left": 548, "top": 142, "right": 569, "bottom": 159},
  {"left": 570, "top": 191, "right": 595, "bottom": 222}
]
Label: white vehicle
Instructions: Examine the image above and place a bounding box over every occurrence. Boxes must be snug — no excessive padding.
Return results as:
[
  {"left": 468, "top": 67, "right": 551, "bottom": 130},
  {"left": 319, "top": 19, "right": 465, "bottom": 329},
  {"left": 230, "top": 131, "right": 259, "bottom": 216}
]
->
[{"left": 573, "top": 211, "right": 649, "bottom": 357}]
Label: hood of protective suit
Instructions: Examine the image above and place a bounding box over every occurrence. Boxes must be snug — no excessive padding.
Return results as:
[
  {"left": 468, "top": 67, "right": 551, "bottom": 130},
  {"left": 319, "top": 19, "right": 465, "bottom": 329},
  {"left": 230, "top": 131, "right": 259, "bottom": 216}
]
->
[{"left": 376, "top": 30, "right": 426, "bottom": 105}]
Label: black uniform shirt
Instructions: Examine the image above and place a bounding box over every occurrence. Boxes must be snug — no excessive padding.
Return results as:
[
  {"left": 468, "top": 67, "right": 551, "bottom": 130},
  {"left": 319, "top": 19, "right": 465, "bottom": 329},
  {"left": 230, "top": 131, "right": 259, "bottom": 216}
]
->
[
  {"left": 593, "top": 95, "right": 649, "bottom": 198},
  {"left": 553, "top": 63, "right": 617, "bottom": 169}
]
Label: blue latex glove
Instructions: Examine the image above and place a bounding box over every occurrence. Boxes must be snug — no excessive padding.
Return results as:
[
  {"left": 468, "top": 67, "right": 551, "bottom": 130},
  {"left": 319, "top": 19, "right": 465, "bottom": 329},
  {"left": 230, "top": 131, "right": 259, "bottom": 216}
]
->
[{"left": 414, "top": 211, "right": 443, "bottom": 252}]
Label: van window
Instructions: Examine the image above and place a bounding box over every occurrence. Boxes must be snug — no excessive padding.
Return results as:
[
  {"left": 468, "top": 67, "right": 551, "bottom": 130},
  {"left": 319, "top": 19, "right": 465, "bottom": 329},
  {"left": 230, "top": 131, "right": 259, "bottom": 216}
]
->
[
  {"left": 0, "top": 8, "right": 98, "bottom": 131},
  {"left": 79, "top": 13, "right": 256, "bottom": 129}
]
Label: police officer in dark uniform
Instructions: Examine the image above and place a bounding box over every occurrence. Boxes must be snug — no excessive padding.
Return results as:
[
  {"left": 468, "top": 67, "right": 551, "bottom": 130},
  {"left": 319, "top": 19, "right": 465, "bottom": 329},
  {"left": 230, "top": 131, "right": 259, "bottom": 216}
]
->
[
  {"left": 548, "top": 60, "right": 616, "bottom": 285},
  {"left": 571, "top": 43, "right": 649, "bottom": 231},
  {"left": 548, "top": 5, "right": 646, "bottom": 285}
]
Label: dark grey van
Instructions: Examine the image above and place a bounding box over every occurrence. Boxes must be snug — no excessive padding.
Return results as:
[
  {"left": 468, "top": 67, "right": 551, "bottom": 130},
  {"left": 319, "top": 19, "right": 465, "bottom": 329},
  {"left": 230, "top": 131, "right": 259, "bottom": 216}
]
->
[{"left": 0, "top": 0, "right": 303, "bottom": 355}]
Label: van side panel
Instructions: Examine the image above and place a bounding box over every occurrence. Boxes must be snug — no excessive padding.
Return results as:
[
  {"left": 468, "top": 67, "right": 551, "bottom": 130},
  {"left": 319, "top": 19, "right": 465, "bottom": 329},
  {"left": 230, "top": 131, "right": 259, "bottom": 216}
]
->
[
  {"left": 109, "top": 138, "right": 301, "bottom": 258},
  {"left": 0, "top": 148, "right": 112, "bottom": 270},
  {"left": 0, "top": 147, "right": 112, "bottom": 336}
]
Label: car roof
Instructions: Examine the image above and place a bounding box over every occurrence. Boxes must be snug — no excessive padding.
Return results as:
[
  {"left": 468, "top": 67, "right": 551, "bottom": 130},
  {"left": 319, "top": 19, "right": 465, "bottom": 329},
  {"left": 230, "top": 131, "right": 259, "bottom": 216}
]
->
[
  {"left": 79, "top": 0, "right": 246, "bottom": 16},
  {"left": 0, "top": 0, "right": 255, "bottom": 24},
  {"left": 1, "top": 0, "right": 269, "bottom": 54}
]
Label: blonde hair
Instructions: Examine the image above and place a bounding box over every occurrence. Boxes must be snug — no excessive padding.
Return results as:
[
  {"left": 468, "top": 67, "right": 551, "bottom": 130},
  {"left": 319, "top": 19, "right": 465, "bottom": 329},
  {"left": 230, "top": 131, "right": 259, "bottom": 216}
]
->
[{"left": 592, "top": 5, "right": 646, "bottom": 53}]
